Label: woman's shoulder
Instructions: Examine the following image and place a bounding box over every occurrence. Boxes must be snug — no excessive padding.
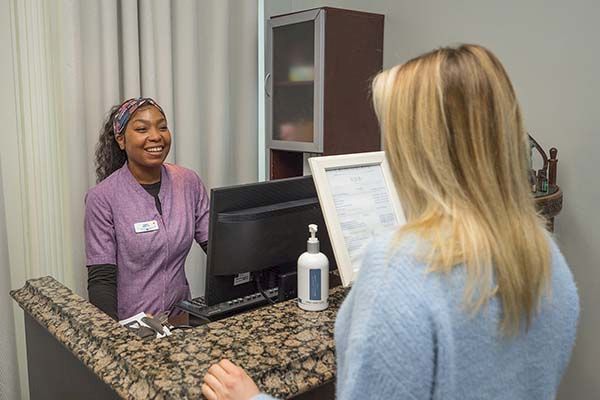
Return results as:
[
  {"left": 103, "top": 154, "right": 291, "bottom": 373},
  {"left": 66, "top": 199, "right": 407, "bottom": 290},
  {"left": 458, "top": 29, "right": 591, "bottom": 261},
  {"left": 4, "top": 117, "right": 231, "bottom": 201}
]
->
[
  {"left": 361, "top": 231, "right": 427, "bottom": 277},
  {"left": 354, "top": 231, "right": 433, "bottom": 302},
  {"left": 546, "top": 235, "right": 579, "bottom": 303},
  {"left": 547, "top": 234, "right": 569, "bottom": 267},
  {"left": 85, "top": 169, "right": 123, "bottom": 202},
  {"left": 163, "top": 164, "right": 209, "bottom": 201},
  {"left": 163, "top": 163, "right": 203, "bottom": 184}
]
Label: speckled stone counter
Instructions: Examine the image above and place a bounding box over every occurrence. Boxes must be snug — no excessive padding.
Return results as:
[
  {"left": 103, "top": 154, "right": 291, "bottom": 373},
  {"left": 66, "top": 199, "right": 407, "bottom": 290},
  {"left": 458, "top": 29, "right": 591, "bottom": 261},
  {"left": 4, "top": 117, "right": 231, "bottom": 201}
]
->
[{"left": 11, "top": 276, "right": 348, "bottom": 399}]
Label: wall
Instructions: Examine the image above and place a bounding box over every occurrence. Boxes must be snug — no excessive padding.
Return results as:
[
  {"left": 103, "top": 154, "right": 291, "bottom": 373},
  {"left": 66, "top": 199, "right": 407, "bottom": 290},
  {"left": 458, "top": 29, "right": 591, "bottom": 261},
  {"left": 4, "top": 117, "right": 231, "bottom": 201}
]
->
[{"left": 265, "top": 0, "right": 600, "bottom": 398}]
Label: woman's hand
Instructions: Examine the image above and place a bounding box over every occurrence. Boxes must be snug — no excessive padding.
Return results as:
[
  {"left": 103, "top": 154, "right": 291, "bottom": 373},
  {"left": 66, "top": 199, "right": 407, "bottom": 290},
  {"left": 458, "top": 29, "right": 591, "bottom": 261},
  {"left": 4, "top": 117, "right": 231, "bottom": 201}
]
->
[{"left": 202, "top": 359, "right": 260, "bottom": 400}]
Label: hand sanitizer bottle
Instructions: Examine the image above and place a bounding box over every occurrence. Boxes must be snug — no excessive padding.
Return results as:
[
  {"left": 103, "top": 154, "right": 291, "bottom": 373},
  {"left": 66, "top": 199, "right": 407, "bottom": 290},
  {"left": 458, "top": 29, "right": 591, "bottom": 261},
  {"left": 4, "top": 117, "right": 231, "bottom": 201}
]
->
[{"left": 297, "top": 224, "right": 329, "bottom": 311}]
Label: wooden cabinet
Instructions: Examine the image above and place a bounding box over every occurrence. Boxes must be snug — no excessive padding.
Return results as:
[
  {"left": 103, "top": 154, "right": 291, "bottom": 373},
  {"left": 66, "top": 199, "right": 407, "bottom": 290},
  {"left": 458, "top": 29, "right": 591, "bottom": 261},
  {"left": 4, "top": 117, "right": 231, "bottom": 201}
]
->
[{"left": 266, "top": 7, "right": 384, "bottom": 179}]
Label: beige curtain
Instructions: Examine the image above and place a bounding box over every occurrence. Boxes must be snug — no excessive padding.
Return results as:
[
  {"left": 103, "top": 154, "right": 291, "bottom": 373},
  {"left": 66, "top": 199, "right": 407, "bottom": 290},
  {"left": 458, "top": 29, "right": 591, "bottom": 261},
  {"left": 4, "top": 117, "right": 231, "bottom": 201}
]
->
[{"left": 1, "top": 0, "right": 258, "bottom": 398}]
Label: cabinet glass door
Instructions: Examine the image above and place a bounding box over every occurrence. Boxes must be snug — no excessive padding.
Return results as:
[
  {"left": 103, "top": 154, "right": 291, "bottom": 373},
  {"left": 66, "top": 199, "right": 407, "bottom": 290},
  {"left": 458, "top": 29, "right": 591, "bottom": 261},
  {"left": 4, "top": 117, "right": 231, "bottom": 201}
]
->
[{"left": 267, "top": 9, "right": 324, "bottom": 153}]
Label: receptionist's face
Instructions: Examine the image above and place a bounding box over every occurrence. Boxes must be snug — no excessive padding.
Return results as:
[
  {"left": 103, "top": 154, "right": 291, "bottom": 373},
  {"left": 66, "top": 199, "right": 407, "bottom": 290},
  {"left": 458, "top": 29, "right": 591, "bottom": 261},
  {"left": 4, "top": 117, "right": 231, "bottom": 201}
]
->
[{"left": 117, "top": 105, "right": 172, "bottom": 173}]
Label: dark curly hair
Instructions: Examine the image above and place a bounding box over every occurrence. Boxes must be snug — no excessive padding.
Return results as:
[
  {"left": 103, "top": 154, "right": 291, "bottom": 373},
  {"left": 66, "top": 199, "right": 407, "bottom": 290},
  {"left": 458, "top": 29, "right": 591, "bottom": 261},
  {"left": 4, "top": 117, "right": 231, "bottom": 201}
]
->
[{"left": 95, "top": 105, "right": 127, "bottom": 183}]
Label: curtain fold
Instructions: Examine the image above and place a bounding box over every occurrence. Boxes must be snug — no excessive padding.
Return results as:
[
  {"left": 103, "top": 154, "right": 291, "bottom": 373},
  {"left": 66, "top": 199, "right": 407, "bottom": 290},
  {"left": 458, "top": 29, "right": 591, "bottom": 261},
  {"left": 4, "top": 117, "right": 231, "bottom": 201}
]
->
[
  {"left": 120, "top": 0, "right": 141, "bottom": 97},
  {"left": 3, "top": 1, "right": 258, "bottom": 398}
]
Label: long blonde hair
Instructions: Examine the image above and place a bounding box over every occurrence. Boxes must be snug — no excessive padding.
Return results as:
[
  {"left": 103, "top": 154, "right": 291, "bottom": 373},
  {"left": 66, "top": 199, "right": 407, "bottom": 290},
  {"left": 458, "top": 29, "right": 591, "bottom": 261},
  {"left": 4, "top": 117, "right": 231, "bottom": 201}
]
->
[{"left": 373, "top": 44, "right": 550, "bottom": 334}]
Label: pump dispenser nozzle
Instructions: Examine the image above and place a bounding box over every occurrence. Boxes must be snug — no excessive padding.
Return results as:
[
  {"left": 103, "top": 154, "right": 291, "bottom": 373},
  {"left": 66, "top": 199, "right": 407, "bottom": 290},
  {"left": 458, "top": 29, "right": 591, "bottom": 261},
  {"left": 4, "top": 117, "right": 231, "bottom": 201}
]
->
[{"left": 307, "top": 224, "right": 320, "bottom": 253}]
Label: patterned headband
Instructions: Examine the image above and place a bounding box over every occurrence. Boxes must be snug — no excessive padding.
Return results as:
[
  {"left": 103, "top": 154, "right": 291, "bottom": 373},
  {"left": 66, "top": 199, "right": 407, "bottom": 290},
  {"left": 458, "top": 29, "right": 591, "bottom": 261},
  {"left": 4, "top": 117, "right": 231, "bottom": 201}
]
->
[{"left": 112, "top": 97, "right": 166, "bottom": 135}]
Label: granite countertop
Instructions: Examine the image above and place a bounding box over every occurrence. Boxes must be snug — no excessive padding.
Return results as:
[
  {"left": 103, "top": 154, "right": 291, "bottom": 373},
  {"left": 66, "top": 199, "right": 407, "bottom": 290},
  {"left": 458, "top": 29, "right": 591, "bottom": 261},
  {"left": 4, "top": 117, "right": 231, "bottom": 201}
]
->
[{"left": 11, "top": 276, "right": 347, "bottom": 399}]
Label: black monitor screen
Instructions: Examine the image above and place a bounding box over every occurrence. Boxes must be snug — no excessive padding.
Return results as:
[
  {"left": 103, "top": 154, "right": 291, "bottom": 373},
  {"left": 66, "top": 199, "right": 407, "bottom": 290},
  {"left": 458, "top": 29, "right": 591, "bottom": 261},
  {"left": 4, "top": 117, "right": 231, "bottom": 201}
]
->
[{"left": 204, "top": 175, "right": 336, "bottom": 306}]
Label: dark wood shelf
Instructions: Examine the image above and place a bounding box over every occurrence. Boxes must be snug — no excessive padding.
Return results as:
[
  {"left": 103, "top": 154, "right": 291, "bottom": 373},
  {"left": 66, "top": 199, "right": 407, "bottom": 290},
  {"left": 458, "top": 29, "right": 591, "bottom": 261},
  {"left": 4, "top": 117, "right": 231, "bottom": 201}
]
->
[
  {"left": 533, "top": 185, "right": 559, "bottom": 198},
  {"left": 534, "top": 186, "right": 563, "bottom": 232},
  {"left": 268, "top": 7, "right": 384, "bottom": 179}
]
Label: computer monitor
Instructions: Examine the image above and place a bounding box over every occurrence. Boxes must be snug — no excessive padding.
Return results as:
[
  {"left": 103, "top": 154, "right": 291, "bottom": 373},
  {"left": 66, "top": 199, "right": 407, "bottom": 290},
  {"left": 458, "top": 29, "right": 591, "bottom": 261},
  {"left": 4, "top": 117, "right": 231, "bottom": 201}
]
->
[{"left": 204, "top": 175, "right": 336, "bottom": 307}]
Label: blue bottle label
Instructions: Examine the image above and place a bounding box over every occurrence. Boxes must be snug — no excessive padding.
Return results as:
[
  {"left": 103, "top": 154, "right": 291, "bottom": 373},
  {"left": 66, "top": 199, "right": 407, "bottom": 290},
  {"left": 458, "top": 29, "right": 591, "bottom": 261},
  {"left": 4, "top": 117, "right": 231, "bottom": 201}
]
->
[{"left": 310, "top": 269, "right": 321, "bottom": 300}]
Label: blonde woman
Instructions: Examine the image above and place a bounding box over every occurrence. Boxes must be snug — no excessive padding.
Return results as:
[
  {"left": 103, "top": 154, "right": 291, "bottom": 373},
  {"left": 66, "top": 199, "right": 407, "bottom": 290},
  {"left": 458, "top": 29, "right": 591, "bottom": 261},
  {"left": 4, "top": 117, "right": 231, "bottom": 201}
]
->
[{"left": 202, "top": 44, "right": 579, "bottom": 400}]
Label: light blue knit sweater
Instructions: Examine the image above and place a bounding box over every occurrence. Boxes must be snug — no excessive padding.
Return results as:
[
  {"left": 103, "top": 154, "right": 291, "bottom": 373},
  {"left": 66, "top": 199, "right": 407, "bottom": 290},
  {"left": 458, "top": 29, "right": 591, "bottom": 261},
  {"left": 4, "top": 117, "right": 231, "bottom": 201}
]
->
[{"left": 255, "top": 233, "right": 579, "bottom": 400}]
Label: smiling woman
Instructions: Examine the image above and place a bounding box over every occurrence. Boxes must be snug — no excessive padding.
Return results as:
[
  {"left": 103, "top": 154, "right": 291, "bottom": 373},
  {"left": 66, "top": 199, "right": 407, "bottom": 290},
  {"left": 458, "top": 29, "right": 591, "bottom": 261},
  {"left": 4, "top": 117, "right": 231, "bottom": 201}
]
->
[
  {"left": 85, "top": 97, "right": 210, "bottom": 322},
  {"left": 114, "top": 103, "right": 172, "bottom": 184}
]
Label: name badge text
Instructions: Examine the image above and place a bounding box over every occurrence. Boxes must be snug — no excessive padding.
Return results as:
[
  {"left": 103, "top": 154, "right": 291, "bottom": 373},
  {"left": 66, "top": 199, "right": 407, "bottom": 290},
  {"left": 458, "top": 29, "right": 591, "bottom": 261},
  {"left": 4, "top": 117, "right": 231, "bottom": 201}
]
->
[{"left": 134, "top": 220, "right": 159, "bottom": 233}]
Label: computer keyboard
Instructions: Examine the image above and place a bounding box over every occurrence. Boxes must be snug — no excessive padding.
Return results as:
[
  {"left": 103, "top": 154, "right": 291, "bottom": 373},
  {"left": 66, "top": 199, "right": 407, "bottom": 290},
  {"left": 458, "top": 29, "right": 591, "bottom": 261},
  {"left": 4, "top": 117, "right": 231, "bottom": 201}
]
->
[{"left": 175, "top": 287, "right": 279, "bottom": 322}]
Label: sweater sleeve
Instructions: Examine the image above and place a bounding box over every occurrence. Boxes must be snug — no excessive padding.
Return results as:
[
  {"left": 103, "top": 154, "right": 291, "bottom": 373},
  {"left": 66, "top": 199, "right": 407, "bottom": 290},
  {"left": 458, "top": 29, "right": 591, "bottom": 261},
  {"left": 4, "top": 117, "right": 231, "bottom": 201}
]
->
[
  {"left": 250, "top": 395, "right": 277, "bottom": 400},
  {"left": 335, "top": 240, "right": 436, "bottom": 400}
]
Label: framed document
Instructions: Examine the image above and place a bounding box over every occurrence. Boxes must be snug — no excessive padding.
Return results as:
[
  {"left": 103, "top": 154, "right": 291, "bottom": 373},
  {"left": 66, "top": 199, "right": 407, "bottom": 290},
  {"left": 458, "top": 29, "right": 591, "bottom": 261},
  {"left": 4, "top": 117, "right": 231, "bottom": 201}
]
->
[{"left": 309, "top": 151, "right": 406, "bottom": 287}]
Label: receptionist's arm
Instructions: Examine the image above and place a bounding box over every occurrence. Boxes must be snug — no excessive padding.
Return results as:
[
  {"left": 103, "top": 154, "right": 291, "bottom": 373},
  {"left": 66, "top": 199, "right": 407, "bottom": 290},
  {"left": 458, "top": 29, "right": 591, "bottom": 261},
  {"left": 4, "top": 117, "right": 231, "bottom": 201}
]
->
[
  {"left": 85, "top": 189, "right": 120, "bottom": 319},
  {"left": 194, "top": 171, "right": 210, "bottom": 247},
  {"left": 87, "top": 264, "right": 118, "bottom": 320}
]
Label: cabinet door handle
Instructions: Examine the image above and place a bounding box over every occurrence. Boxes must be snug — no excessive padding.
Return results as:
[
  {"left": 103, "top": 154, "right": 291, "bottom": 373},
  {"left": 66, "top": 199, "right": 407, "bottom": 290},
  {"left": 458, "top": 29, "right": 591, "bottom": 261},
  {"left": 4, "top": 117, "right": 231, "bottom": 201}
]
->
[{"left": 264, "top": 73, "right": 272, "bottom": 97}]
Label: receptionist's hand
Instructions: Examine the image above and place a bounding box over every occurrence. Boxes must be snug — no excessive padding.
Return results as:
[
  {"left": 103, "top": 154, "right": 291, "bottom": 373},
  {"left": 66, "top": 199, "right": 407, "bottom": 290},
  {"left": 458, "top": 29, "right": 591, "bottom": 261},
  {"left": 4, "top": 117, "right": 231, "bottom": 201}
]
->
[{"left": 202, "top": 359, "right": 260, "bottom": 400}]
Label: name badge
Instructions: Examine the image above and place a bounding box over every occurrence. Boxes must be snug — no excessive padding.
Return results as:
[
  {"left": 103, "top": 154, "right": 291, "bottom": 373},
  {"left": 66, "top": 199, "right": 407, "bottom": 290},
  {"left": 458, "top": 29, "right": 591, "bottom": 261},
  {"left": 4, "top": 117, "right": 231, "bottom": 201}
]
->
[{"left": 134, "top": 220, "right": 159, "bottom": 233}]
